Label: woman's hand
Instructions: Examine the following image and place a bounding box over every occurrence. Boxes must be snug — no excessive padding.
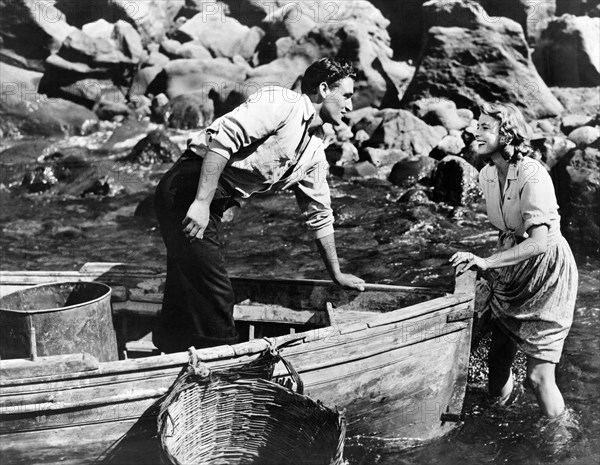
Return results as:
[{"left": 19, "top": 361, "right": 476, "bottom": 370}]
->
[
  {"left": 182, "top": 199, "right": 211, "bottom": 240},
  {"left": 450, "top": 251, "right": 488, "bottom": 274},
  {"left": 333, "top": 272, "right": 365, "bottom": 292}
]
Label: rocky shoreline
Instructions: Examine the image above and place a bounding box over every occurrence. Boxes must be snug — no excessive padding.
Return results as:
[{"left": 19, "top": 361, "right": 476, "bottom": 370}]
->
[{"left": 1, "top": 0, "right": 598, "bottom": 253}]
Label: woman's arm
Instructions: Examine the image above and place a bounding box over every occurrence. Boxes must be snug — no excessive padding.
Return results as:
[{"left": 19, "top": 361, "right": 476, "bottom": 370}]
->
[{"left": 450, "top": 224, "right": 548, "bottom": 273}]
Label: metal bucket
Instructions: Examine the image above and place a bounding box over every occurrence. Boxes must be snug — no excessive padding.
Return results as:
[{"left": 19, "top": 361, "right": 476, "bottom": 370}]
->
[{"left": 0, "top": 282, "right": 118, "bottom": 362}]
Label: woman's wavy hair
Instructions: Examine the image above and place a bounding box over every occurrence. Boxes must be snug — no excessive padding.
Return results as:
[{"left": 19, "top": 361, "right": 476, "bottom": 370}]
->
[
  {"left": 301, "top": 57, "right": 356, "bottom": 95},
  {"left": 479, "top": 102, "right": 536, "bottom": 164}
]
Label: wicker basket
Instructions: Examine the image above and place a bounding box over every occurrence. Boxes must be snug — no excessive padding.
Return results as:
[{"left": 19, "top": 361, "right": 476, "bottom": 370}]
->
[{"left": 158, "top": 347, "right": 346, "bottom": 465}]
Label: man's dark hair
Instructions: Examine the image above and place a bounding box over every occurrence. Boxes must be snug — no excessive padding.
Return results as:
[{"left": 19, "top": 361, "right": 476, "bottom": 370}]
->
[{"left": 301, "top": 58, "right": 356, "bottom": 94}]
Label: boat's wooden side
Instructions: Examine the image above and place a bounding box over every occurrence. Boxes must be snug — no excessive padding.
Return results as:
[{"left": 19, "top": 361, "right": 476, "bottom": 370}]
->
[{"left": 0, "top": 264, "right": 476, "bottom": 464}]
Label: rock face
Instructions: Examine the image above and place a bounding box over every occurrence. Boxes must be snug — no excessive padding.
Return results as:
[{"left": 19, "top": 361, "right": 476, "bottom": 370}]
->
[
  {"left": 375, "top": 109, "right": 446, "bottom": 156},
  {"left": 533, "top": 15, "right": 600, "bottom": 87},
  {"left": 0, "top": 98, "right": 97, "bottom": 138},
  {"left": 389, "top": 156, "right": 437, "bottom": 188},
  {"left": 164, "top": 93, "right": 215, "bottom": 129},
  {"left": 401, "top": 0, "right": 564, "bottom": 119},
  {"left": 0, "top": 0, "right": 76, "bottom": 70},
  {"left": 479, "top": 0, "right": 557, "bottom": 43},
  {"left": 127, "top": 130, "right": 181, "bottom": 164},
  {"left": 161, "top": 58, "right": 250, "bottom": 114},
  {"left": 552, "top": 141, "right": 600, "bottom": 254},
  {"left": 432, "top": 155, "right": 481, "bottom": 206},
  {"left": 175, "top": 11, "right": 265, "bottom": 60},
  {"left": 55, "top": 0, "right": 185, "bottom": 44}
]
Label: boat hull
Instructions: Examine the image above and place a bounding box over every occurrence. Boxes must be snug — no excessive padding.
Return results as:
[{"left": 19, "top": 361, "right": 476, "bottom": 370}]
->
[{"left": 0, "top": 264, "right": 475, "bottom": 464}]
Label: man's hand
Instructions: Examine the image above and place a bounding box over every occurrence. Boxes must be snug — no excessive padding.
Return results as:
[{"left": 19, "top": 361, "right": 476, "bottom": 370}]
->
[
  {"left": 333, "top": 272, "right": 365, "bottom": 291},
  {"left": 182, "top": 199, "right": 211, "bottom": 240}
]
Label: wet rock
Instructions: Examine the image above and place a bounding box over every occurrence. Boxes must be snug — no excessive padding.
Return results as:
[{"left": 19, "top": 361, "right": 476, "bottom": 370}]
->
[
  {"left": 325, "top": 142, "right": 359, "bottom": 166},
  {"left": 401, "top": 0, "right": 563, "bottom": 119},
  {"left": 56, "top": 0, "right": 185, "bottom": 44},
  {"left": 0, "top": 97, "right": 98, "bottom": 139},
  {"left": 165, "top": 93, "right": 215, "bottom": 130},
  {"left": 81, "top": 177, "right": 112, "bottom": 196},
  {"left": 430, "top": 134, "right": 466, "bottom": 160},
  {"left": 93, "top": 100, "right": 132, "bottom": 121},
  {"left": 242, "top": 56, "right": 310, "bottom": 99},
  {"left": 330, "top": 161, "right": 378, "bottom": 178},
  {"left": 543, "top": 136, "right": 576, "bottom": 168},
  {"left": 100, "top": 119, "right": 150, "bottom": 153},
  {"left": 415, "top": 99, "right": 472, "bottom": 131},
  {"left": 160, "top": 39, "right": 184, "bottom": 58},
  {"left": 389, "top": 156, "right": 437, "bottom": 188},
  {"left": 567, "top": 126, "right": 600, "bottom": 148},
  {"left": 81, "top": 19, "right": 114, "bottom": 40},
  {"left": 536, "top": 119, "right": 557, "bottom": 134},
  {"left": 377, "top": 109, "right": 445, "bottom": 156},
  {"left": 52, "top": 226, "right": 84, "bottom": 239},
  {"left": 362, "top": 148, "right": 408, "bottom": 169},
  {"left": 0, "top": 62, "right": 43, "bottom": 106},
  {"left": 177, "top": 42, "right": 213, "bottom": 60},
  {"left": 432, "top": 155, "right": 481, "bottom": 206},
  {"left": 21, "top": 166, "right": 59, "bottom": 193},
  {"left": 162, "top": 58, "right": 250, "bottom": 113},
  {"left": 533, "top": 15, "right": 600, "bottom": 87},
  {"left": 0, "top": 0, "right": 75, "bottom": 71},
  {"left": 175, "top": 11, "right": 265, "bottom": 61},
  {"left": 479, "top": 0, "right": 557, "bottom": 44},
  {"left": 550, "top": 87, "right": 600, "bottom": 116},
  {"left": 351, "top": 113, "right": 385, "bottom": 146},
  {"left": 561, "top": 114, "right": 595, "bottom": 135},
  {"left": 398, "top": 188, "right": 432, "bottom": 205},
  {"left": 127, "top": 130, "right": 181, "bottom": 164},
  {"left": 112, "top": 20, "right": 146, "bottom": 62},
  {"left": 552, "top": 144, "right": 600, "bottom": 254}
]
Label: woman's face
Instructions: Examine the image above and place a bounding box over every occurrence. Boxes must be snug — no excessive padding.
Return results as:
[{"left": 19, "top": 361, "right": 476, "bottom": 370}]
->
[{"left": 475, "top": 114, "right": 501, "bottom": 157}]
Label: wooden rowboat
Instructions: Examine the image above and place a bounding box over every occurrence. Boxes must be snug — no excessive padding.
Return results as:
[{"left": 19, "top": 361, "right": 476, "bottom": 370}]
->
[{"left": 0, "top": 263, "right": 476, "bottom": 464}]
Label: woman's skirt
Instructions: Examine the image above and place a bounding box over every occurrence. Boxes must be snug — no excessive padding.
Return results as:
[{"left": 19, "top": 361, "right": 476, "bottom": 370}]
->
[{"left": 484, "top": 230, "right": 578, "bottom": 363}]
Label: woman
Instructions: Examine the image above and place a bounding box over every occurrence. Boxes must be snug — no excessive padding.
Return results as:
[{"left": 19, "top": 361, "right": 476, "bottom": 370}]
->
[{"left": 450, "top": 103, "right": 578, "bottom": 424}]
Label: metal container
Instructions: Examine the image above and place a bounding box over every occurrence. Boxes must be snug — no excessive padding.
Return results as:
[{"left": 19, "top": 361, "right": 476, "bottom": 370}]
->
[{"left": 0, "top": 282, "right": 118, "bottom": 362}]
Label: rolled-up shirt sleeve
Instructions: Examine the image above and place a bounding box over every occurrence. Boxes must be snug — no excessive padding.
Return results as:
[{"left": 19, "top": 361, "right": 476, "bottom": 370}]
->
[
  {"left": 200, "top": 88, "right": 293, "bottom": 160},
  {"left": 520, "top": 161, "right": 555, "bottom": 233},
  {"left": 293, "top": 150, "right": 335, "bottom": 239}
]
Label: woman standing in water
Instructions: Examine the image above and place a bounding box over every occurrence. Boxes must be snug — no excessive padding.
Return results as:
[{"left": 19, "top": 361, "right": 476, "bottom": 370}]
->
[{"left": 450, "top": 103, "right": 578, "bottom": 431}]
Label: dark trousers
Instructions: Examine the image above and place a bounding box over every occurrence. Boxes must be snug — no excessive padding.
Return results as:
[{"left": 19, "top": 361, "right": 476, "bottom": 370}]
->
[{"left": 153, "top": 151, "right": 239, "bottom": 353}]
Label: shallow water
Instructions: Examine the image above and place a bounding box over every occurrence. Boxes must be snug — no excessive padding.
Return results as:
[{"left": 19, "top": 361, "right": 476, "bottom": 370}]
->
[{"left": 1, "top": 141, "right": 598, "bottom": 465}]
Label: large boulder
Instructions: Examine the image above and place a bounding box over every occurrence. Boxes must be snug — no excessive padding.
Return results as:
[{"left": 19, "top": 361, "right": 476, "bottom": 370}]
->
[
  {"left": 389, "top": 156, "right": 438, "bottom": 188},
  {"left": 0, "top": 98, "right": 97, "bottom": 138},
  {"left": 479, "top": 0, "right": 557, "bottom": 43},
  {"left": 431, "top": 155, "right": 482, "bottom": 206},
  {"left": 379, "top": 109, "right": 446, "bottom": 155},
  {"left": 55, "top": 0, "right": 185, "bottom": 44},
  {"left": 161, "top": 58, "right": 250, "bottom": 115},
  {"left": 243, "top": 56, "right": 312, "bottom": 97},
  {"left": 127, "top": 130, "right": 181, "bottom": 164},
  {"left": 164, "top": 93, "right": 215, "bottom": 129},
  {"left": 401, "top": 0, "right": 564, "bottom": 119},
  {"left": 0, "top": 62, "right": 43, "bottom": 105},
  {"left": 552, "top": 142, "right": 600, "bottom": 254},
  {"left": 175, "top": 10, "right": 265, "bottom": 61},
  {"left": 533, "top": 15, "right": 600, "bottom": 87},
  {"left": 0, "top": 0, "right": 75, "bottom": 70}
]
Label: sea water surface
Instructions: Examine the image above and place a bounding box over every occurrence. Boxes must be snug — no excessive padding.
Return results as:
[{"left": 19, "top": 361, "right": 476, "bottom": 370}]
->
[{"left": 0, "top": 132, "right": 598, "bottom": 465}]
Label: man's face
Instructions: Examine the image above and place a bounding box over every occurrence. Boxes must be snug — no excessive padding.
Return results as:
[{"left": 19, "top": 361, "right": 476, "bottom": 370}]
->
[{"left": 319, "top": 77, "right": 354, "bottom": 126}]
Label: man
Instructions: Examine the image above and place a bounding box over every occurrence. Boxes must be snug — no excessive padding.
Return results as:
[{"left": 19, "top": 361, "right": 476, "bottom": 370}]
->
[{"left": 153, "top": 58, "right": 365, "bottom": 353}]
